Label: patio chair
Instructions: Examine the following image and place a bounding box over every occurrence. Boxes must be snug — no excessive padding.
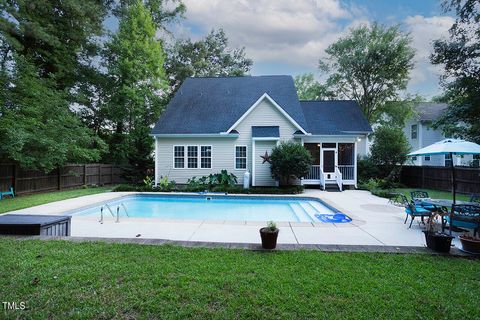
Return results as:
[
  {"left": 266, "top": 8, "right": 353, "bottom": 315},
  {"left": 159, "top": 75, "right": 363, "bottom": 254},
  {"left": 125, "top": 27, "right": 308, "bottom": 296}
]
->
[
  {"left": 387, "top": 192, "right": 404, "bottom": 206},
  {"left": 470, "top": 194, "right": 480, "bottom": 204},
  {"left": 447, "top": 204, "right": 480, "bottom": 236},
  {"left": 410, "top": 190, "right": 436, "bottom": 211},
  {"left": 0, "top": 187, "right": 14, "bottom": 200},
  {"left": 399, "top": 194, "right": 432, "bottom": 228}
]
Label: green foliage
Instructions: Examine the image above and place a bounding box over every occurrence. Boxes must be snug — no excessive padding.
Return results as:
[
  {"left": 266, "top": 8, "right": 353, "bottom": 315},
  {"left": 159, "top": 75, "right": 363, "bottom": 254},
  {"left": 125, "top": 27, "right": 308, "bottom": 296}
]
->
[
  {"left": 1, "top": 240, "right": 479, "bottom": 319},
  {"left": 117, "top": 0, "right": 186, "bottom": 32},
  {"left": 0, "top": 0, "right": 110, "bottom": 170},
  {"left": 113, "top": 183, "right": 304, "bottom": 195},
  {"left": 0, "top": 187, "right": 112, "bottom": 214},
  {"left": 0, "top": 57, "right": 105, "bottom": 171},
  {"left": 431, "top": 0, "right": 480, "bottom": 143},
  {"left": 357, "top": 157, "right": 381, "bottom": 184},
  {"left": 0, "top": 0, "right": 110, "bottom": 89},
  {"left": 106, "top": 1, "right": 168, "bottom": 182},
  {"left": 319, "top": 23, "right": 415, "bottom": 124},
  {"left": 165, "top": 29, "right": 253, "bottom": 91},
  {"left": 370, "top": 126, "right": 410, "bottom": 170},
  {"left": 143, "top": 175, "right": 154, "bottom": 191},
  {"left": 270, "top": 141, "right": 313, "bottom": 186},
  {"left": 294, "top": 73, "right": 334, "bottom": 100},
  {"left": 267, "top": 221, "right": 277, "bottom": 231},
  {"left": 186, "top": 170, "right": 238, "bottom": 191},
  {"left": 357, "top": 178, "right": 403, "bottom": 191}
]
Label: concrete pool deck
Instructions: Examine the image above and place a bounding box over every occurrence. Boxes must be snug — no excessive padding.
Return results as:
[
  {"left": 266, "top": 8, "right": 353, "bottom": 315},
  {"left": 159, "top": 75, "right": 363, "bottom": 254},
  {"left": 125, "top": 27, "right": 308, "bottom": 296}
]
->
[{"left": 3, "top": 189, "right": 462, "bottom": 248}]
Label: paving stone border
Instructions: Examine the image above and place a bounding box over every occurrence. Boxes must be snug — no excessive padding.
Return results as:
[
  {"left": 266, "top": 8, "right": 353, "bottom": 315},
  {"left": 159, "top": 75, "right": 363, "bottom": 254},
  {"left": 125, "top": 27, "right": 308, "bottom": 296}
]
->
[{"left": 1, "top": 235, "right": 476, "bottom": 258}]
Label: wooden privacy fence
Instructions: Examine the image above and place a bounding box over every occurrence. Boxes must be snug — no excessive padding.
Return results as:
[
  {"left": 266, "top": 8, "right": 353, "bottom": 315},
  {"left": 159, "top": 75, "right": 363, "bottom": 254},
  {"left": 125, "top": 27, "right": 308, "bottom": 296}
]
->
[
  {"left": 0, "top": 163, "right": 125, "bottom": 195},
  {"left": 400, "top": 166, "right": 480, "bottom": 194}
]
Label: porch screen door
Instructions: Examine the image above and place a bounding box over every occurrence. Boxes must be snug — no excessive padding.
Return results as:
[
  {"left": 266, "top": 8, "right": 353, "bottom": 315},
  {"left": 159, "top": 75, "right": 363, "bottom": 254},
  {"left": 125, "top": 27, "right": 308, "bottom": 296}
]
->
[{"left": 323, "top": 150, "right": 335, "bottom": 173}]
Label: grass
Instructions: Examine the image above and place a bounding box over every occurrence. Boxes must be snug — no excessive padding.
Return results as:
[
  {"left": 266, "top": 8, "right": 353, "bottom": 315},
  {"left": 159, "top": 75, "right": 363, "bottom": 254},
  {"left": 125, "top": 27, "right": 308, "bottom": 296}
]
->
[
  {"left": 0, "top": 187, "right": 113, "bottom": 214},
  {"left": 1, "top": 240, "right": 479, "bottom": 319},
  {"left": 387, "top": 188, "right": 472, "bottom": 202}
]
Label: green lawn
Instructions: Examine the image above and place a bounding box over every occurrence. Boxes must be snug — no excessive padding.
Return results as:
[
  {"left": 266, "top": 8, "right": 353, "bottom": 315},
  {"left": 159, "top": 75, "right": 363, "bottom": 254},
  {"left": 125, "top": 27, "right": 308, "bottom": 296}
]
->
[
  {"left": 1, "top": 240, "right": 479, "bottom": 319},
  {"left": 385, "top": 188, "right": 471, "bottom": 202},
  {"left": 0, "top": 187, "right": 113, "bottom": 214}
]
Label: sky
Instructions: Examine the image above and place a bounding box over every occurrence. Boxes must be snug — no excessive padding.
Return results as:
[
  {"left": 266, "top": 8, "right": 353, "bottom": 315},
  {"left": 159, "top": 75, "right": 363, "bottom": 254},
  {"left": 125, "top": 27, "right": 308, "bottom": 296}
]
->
[{"left": 170, "top": 0, "right": 455, "bottom": 99}]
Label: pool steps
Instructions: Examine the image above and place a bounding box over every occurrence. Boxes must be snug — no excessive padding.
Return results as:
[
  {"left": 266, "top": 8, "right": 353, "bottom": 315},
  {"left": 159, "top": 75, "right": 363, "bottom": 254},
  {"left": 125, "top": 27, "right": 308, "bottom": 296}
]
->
[
  {"left": 299, "top": 202, "right": 319, "bottom": 222},
  {"left": 289, "top": 203, "right": 313, "bottom": 222},
  {"left": 309, "top": 200, "right": 335, "bottom": 214}
]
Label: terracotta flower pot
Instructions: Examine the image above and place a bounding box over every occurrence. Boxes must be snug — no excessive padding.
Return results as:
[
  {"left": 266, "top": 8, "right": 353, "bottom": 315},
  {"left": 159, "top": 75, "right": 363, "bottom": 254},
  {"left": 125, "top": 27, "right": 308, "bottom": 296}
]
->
[
  {"left": 423, "top": 231, "right": 453, "bottom": 253},
  {"left": 459, "top": 235, "right": 480, "bottom": 254},
  {"left": 259, "top": 227, "right": 279, "bottom": 249}
]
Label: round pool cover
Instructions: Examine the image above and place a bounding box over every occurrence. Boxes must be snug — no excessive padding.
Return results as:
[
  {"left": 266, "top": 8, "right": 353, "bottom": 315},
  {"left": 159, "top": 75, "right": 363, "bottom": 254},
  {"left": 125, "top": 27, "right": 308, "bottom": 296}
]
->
[{"left": 314, "top": 213, "right": 352, "bottom": 223}]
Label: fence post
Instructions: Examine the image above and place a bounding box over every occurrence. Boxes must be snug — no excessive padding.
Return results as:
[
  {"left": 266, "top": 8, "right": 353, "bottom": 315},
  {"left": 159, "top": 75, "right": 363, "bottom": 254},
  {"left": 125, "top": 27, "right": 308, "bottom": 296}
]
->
[
  {"left": 98, "top": 164, "right": 102, "bottom": 186},
  {"left": 421, "top": 166, "right": 425, "bottom": 188},
  {"left": 58, "top": 167, "right": 62, "bottom": 190},
  {"left": 12, "top": 164, "right": 17, "bottom": 190},
  {"left": 83, "top": 164, "right": 87, "bottom": 186}
]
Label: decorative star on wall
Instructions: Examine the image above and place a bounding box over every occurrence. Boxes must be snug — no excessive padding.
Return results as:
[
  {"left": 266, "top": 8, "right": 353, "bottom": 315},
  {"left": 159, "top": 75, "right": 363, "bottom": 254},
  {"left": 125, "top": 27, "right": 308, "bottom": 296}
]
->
[{"left": 260, "top": 151, "right": 271, "bottom": 164}]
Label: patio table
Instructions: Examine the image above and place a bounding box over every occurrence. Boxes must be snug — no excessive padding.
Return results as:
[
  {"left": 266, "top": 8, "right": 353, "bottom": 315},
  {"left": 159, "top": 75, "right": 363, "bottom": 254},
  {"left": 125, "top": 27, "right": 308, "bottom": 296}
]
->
[
  {"left": 416, "top": 199, "right": 480, "bottom": 208},
  {"left": 416, "top": 199, "right": 480, "bottom": 232}
]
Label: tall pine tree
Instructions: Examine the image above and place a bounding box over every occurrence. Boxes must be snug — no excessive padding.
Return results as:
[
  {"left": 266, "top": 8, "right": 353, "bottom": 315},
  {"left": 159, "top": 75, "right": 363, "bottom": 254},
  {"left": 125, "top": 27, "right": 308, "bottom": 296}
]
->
[{"left": 106, "top": 1, "right": 167, "bottom": 182}]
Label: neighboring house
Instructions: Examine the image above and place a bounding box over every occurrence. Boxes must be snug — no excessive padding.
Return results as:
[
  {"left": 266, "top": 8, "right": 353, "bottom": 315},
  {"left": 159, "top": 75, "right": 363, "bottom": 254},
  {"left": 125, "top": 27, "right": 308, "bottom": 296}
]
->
[
  {"left": 404, "top": 102, "right": 475, "bottom": 167},
  {"left": 151, "top": 76, "right": 372, "bottom": 189}
]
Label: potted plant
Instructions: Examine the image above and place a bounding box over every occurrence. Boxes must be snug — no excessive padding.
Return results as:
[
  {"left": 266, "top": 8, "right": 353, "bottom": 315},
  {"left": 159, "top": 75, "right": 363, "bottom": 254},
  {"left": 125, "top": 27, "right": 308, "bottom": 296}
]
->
[
  {"left": 459, "top": 233, "right": 480, "bottom": 254},
  {"left": 423, "top": 211, "right": 453, "bottom": 253},
  {"left": 260, "top": 221, "right": 279, "bottom": 249}
]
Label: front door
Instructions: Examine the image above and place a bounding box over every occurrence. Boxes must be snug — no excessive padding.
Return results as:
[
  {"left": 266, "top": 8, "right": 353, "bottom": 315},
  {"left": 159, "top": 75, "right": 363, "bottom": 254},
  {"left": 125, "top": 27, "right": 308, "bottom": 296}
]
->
[{"left": 322, "top": 149, "right": 337, "bottom": 180}]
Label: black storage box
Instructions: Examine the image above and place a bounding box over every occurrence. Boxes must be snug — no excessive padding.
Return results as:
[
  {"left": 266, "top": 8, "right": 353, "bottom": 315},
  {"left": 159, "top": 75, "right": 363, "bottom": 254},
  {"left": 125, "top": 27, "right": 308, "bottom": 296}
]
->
[{"left": 0, "top": 214, "right": 71, "bottom": 236}]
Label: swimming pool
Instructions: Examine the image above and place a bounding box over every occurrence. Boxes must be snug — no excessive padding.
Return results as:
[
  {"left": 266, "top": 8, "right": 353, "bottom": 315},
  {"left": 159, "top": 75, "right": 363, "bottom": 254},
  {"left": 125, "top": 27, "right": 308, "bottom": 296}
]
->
[{"left": 71, "top": 195, "right": 350, "bottom": 223}]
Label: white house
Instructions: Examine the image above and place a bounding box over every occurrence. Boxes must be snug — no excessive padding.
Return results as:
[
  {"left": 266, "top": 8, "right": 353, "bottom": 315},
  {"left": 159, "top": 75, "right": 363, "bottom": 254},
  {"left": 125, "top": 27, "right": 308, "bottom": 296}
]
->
[
  {"left": 151, "top": 75, "right": 372, "bottom": 190},
  {"left": 404, "top": 102, "right": 476, "bottom": 167}
]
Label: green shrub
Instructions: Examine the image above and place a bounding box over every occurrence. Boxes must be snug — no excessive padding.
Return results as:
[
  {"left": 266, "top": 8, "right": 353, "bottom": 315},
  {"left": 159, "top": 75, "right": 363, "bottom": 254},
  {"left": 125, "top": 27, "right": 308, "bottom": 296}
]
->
[
  {"left": 371, "top": 189, "right": 397, "bottom": 199},
  {"left": 270, "top": 141, "right": 313, "bottom": 186},
  {"left": 113, "top": 184, "right": 139, "bottom": 192},
  {"left": 357, "top": 157, "right": 381, "bottom": 183}
]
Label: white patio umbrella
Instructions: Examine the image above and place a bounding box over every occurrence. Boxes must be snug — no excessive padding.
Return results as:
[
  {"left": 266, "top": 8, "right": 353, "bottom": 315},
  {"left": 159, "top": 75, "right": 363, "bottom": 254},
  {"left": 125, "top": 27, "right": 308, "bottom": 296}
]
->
[{"left": 407, "top": 139, "right": 480, "bottom": 204}]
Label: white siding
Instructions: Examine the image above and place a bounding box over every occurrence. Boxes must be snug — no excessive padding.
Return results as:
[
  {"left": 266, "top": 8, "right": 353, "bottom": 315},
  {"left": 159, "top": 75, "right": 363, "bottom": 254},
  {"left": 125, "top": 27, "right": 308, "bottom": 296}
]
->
[
  {"left": 155, "top": 98, "right": 299, "bottom": 185},
  {"left": 403, "top": 120, "right": 473, "bottom": 167},
  {"left": 253, "top": 141, "right": 277, "bottom": 186}
]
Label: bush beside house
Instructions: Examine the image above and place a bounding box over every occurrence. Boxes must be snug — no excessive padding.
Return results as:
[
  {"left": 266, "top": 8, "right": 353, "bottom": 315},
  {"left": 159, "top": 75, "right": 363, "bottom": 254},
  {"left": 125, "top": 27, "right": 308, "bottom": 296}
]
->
[{"left": 270, "top": 141, "right": 313, "bottom": 186}]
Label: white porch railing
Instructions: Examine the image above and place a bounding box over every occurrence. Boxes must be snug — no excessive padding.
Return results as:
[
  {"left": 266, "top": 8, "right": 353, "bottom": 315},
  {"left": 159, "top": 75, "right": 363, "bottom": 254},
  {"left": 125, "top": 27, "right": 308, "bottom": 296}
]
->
[
  {"left": 319, "top": 167, "right": 325, "bottom": 190},
  {"left": 335, "top": 168, "right": 343, "bottom": 191},
  {"left": 306, "top": 165, "right": 321, "bottom": 180},
  {"left": 305, "top": 165, "right": 326, "bottom": 190},
  {"left": 337, "top": 165, "right": 354, "bottom": 181}
]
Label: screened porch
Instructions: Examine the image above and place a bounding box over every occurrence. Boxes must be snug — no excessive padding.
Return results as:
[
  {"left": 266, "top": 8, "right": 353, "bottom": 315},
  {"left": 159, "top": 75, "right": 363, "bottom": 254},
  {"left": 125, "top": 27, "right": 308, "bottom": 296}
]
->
[{"left": 302, "top": 142, "right": 356, "bottom": 188}]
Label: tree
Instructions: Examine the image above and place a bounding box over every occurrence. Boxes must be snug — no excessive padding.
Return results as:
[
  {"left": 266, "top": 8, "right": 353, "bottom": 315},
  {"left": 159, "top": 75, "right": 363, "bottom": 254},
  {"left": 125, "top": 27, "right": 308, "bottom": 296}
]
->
[
  {"left": 369, "top": 126, "right": 410, "bottom": 180},
  {"left": 0, "top": 0, "right": 110, "bottom": 170},
  {"left": 270, "top": 141, "right": 313, "bottom": 186},
  {"left": 0, "top": 57, "right": 105, "bottom": 171},
  {"left": 431, "top": 0, "right": 480, "bottom": 143},
  {"left": 294, "top": 73, "right": 334, "bottom": 100},
  {"left": 114, "top": 0, "right": 185, "bottom": 32},
  {"left": 106, "top": 1, "right": 167, "bottom": 182},
  {"left": 319, "top": 23, "right": 415, "bottom": 124},
  {"left": 0, "top": 0, "right": 110, "bottom": 90},
  {"left": 165, "top": 29, "right": 253, "bottom": 91}
]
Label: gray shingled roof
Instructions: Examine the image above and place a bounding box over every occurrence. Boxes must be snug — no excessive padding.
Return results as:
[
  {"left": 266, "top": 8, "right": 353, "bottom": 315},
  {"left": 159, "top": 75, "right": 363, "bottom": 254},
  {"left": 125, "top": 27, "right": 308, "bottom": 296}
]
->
[
  {"left": 414, "top": 102, "right": 448, "bottom": 121},
  {"left": 252, "top": 126, "right": 280, "bottom": 138},
  {"left": 300, "top": 100, "right": 372, "bottom": 135},
  {"left": 152, "top": 76, "right": 306, "bottom": 134},
  {"left": 151, "top": 76, "right": 372, "bottom": 135}
]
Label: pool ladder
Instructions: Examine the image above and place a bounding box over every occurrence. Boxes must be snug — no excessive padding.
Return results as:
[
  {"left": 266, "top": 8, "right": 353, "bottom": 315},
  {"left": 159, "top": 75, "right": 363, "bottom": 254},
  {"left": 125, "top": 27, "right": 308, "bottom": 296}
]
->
[{"left": 99, "top": 203, "right": 129, "bottom": 224}]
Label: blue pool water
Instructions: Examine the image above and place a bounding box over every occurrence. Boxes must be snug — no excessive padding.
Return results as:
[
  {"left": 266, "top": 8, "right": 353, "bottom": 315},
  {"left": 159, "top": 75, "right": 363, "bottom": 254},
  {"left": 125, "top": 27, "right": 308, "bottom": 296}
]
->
[{"left": 72, "top": 195, "right": 348, "bottom": 223}]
